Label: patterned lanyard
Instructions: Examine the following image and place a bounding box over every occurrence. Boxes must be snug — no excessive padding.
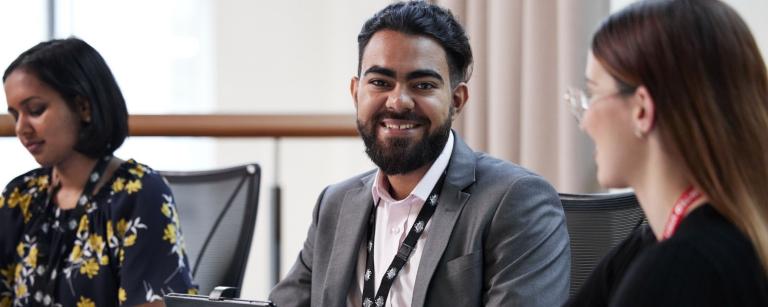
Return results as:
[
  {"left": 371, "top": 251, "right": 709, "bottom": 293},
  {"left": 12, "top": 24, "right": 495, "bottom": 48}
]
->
[
  {"left": 661, "top": 186, "right": 703, "bottom": 240},
  {"left": 27, "top": 156, "right": 112, "bottom": 304},
  {"left": 362, "top": 171, "right": 447, "bottom": 307}
]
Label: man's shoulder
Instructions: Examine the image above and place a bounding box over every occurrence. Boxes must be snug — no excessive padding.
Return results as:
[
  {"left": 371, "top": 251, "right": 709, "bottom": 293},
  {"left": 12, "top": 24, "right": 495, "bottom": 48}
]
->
[{"left": 473, "top": 152, "right": 546, "bottom": 184}]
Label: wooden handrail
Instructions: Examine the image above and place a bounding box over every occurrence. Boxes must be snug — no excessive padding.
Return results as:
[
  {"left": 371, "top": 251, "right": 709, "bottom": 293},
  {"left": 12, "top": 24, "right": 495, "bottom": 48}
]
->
[{"left": 0, "top": 114, "right": 359, "bottom": 137}]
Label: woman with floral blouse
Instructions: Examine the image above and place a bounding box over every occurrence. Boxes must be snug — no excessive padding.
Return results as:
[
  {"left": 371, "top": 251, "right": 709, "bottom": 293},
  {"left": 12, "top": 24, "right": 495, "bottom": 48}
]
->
[{"left": 0, "top": 38, "right": 197, "bottom": 307}]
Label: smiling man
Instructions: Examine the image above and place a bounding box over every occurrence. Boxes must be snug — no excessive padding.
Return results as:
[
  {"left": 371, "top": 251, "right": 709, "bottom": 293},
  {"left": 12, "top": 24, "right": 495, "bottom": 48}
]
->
[{"left": 269, "top": 2, "right": 570, "bottom": 307}]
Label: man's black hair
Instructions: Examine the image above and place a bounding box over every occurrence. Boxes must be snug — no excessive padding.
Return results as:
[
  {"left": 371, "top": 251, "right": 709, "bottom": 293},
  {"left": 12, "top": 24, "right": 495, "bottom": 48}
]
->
[{"left": 357, "top": 1, "right": 473, "bottom": 88}]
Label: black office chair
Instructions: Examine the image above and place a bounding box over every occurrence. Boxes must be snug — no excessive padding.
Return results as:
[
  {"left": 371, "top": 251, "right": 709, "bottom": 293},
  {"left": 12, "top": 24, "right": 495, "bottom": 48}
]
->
[
  {"left": 560, "top": 192, "right": 646, "bottom": 297},
  {"left": 159, "top": 163, "right": 261, "bottom": 296}
]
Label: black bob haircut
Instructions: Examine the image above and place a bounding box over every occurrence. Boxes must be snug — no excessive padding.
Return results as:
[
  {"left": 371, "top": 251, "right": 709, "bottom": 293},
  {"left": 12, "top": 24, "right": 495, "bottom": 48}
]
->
[
  {"left": 357, "top": 1, "right": 473, "bottom": 89},
  {"left": 3, "top": 37, "right": 128, "bottom": 159}
]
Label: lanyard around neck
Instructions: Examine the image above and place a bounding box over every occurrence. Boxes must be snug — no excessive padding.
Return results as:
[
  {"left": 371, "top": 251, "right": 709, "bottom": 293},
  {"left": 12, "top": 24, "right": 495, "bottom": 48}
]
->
[
  {"left": 362, "top": 170, "right": 447, "bottom": 307},
  {"left": 661, "top": 186, "right": 703, "bottom": 240}
]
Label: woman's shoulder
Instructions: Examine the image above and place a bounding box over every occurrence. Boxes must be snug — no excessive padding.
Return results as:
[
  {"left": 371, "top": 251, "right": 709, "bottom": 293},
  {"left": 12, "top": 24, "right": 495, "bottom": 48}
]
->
[
  {"left": 640, "top": 205, "right": 763, "bottom": 278},
  {"left": 668, "top": 205, "right": 760, "bottom": 267},
  {"left": 611, "top": 206, "right": 768, "bottom": 305},
  {"left": 105, "top": 159, "right": 175, "bottom": 216},
  {"left": 109, "top": 159, "right": 169, "bottom": 195},
  {"left": 2, "top": 167, "right": 50, "bottom": 197}
]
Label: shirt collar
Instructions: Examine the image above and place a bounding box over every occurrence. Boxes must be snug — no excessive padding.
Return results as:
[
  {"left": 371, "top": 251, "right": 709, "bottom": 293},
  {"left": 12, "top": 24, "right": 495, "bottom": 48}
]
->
[{"left": 371, "top": 131, "right": 454, "bottom": 204}]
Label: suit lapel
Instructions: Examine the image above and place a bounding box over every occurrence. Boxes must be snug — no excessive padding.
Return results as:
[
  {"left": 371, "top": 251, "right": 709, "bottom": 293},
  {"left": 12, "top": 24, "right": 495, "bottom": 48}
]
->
[
  {"left": 411, "top": 135, "right": 477, "bottom": 307},
  {"left": 321, "top": 173, "right": 375, "bottom": 307}
]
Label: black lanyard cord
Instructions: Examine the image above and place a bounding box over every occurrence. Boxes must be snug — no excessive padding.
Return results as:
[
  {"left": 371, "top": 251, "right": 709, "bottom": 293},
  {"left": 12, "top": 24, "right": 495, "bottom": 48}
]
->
[{"left": 362, "top": 170, "right": 447, "bottom": 307}]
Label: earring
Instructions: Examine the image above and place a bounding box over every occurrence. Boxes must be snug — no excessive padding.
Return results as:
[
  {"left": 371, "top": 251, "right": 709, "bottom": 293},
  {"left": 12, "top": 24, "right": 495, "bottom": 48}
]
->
[{"left": 634, "top": 128, "right": 644, "bottom": 138}]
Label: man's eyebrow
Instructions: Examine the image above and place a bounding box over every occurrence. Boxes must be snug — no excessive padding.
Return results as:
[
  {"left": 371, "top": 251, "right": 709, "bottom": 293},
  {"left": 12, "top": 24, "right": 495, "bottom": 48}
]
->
[
  {"left": 363, "top": 66, "right": 396, "bottom": 78},
  {"left": 406, "top": 69, "right": 444, "bottom": 83}
]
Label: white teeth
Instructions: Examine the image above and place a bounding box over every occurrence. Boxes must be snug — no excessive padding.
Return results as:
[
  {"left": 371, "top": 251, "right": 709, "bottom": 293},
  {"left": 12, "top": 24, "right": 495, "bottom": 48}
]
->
[{"left": 384, "top": 124, "right": 415, "bottom": 130}]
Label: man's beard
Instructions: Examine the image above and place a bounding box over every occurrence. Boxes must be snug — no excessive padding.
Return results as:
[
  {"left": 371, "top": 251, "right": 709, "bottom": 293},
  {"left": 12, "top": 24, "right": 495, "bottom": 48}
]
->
[{"left": 357, "top": 109, "right": 453, "bottom": 175}]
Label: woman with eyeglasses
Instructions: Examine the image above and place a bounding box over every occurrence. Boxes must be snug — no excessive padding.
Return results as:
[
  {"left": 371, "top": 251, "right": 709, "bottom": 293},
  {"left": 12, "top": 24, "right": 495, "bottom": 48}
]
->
[
  {"left": 0, "top": 38, "right": 197, "bottom": 307},
  {"left": 565, "top": 0, "right": 768, "bottom": 306}
]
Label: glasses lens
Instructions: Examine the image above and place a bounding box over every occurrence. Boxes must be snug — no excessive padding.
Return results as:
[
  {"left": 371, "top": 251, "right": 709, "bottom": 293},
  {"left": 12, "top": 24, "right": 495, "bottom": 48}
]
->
[{"left": 564, "top": 87, "right": 587, "bottom": 122}]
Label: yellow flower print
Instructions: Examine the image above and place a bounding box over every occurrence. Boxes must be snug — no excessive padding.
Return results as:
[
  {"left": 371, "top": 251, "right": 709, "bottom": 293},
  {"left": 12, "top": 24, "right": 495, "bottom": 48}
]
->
[
  {"left": 119, "top": 248, "right": 125, "bottom": 265},
  {"left": 125, "top": 179, "right": 142, "bottom": 194},
  {"left": 14, "top": 264, "right": 21, "bottom": 280},
  {"left": 187, "top": 288, "right": 199, "bottom": 295},
  {"left": 88, "top": 234, "right": 105, "bottom": 255},
  {"left": 106, "top": 220, "right": 114, "bottom": 241},
  {"left": 163, "top": 224, "right": 177, "bottom": 244},
  {"left": 26, "top": 245, "right": 38, "bottom": 268},
  {"left": 14, "top": 284, "right": 26, "bottom": 299},
  {"left": 161, "top": 202, "right": 172, "bottom": 218},
  {"left": 118, "top": 287, "right": 127, "bottom": 304},
  {"left": 129, "top": 164, "right": 146, "bottom": 178},
  {"left": 7, "top": 188, "right": 20, "bottom": 208},
  {"left": 70, "top": 244, "right": 82, "bottom": 262},
  {"left": 100, "top": 255, "right": 109, "bottom": 265},
  {"left": 27, "top": 175, "right": 49, "bottom": 191},
  {"left": 112, "top": 178, "right": 126, "bottom": 193},
  {"left": 37, "top": 175, "right": 49, "bottom": 191},
  {"left": 116, "top": 219, "right": 128, "bottom": 237},
  {"left": 1, "top": 296, "right": 11, "bottom": 307},
  {"left": 77, "top": 296, "right": 95, "bottom": 307},
  {"left": 16, "top": 242, "right": 24, "bottom": 257},
  {"left": 1, "top": 263, "right": 14, "bottom": 283},
  {"left": 77, "top": 215, "right": 89, "bottom": 234},
  {"left": 80, "top": 258, "right": 99, "bottom": 279},
  {"left": 124, "top": 234, "right": 137, "bottom": 247},
  {"left": 19, "top": 194, "right": 32, "bottom": 223},
  {"left": 0, "top": 195, "right": 5, "bottom": 208}
]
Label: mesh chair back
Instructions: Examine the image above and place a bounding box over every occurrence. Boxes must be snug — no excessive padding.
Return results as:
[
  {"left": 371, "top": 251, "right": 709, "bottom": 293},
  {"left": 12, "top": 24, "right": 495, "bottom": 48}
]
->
[
  {"left": 159, "top": 164, "right": 261, "bottom": 296},
  {"left": 560, "top": 192, "right": 645, "bottom": 297}
]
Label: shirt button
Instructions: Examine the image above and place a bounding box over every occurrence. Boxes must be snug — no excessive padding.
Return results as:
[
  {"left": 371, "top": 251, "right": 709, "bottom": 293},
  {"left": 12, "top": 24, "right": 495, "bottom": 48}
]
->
[{"left": 391, "top": 227, "right": 400, "bottom": 234}]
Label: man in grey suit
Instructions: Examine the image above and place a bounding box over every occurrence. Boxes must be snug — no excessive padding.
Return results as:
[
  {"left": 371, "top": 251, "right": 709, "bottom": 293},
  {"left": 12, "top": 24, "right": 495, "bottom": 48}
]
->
[{"left": 269, "top": 2, "right": 570, "bottom": 306}]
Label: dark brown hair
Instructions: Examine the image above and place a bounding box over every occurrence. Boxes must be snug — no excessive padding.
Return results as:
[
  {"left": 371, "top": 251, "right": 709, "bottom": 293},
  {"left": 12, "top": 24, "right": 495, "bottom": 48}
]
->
[{"left": 592, "top": 0, "right": 768, "bottom": 273}]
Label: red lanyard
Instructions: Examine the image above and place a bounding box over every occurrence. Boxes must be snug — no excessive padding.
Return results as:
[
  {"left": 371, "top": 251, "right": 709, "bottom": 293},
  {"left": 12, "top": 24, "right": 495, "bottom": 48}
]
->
[{"left": 662, "top": 186, "right": 703, "bottom": 240}]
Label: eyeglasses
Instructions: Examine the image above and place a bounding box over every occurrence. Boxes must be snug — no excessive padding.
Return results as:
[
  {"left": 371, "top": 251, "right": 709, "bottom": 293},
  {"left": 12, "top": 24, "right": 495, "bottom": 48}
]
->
[
  {"left": 563, "top": 87, "right": 627, "bottom": 123},
  {"left": 564, "top": 87, "right": 590, "bottom": 123}
]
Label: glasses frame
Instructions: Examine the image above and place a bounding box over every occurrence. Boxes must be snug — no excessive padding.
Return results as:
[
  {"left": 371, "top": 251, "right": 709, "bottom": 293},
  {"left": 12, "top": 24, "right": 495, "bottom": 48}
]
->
[{"left": 564, "top": 87, "right": 634, "bottom": 123}]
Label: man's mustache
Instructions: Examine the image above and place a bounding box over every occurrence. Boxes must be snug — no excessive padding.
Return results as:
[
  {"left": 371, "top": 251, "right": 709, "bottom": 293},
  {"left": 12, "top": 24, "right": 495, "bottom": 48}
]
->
[{"left": 372, "top": 110, "right": 429, "bottom": 125}]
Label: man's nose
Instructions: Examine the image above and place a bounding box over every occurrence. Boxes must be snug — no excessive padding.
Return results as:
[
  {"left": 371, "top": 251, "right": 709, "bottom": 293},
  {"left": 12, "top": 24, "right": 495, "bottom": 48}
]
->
[{"left": 385, "top": 85, "right": 415, "bottom": 112}]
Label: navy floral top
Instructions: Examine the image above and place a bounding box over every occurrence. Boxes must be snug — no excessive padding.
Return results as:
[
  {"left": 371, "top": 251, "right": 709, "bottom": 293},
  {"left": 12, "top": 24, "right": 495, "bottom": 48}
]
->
[{"left": 0, "top": 159, "right": 197, "bottom": 307}]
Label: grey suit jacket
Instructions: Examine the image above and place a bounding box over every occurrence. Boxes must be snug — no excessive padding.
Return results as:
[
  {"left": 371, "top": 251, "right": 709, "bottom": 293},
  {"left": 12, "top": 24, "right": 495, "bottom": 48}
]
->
[{"left": 269, "top": 135, "right": 570, "bottom": 307}]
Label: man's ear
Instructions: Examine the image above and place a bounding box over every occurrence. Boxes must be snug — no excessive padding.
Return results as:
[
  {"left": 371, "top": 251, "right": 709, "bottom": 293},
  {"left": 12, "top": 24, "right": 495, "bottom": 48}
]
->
[
  {"left": 350, "top": 76, "right": 360, "bottom": 109},
  {"left": 632, "top": 86, "right": 655, "bottom": 135},
  {"left": 76, "top": 97, "right": 92, "bottom": 123},
  {"left": 451, "top": 82, "right": 469, "bottom": 117}
]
